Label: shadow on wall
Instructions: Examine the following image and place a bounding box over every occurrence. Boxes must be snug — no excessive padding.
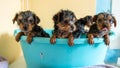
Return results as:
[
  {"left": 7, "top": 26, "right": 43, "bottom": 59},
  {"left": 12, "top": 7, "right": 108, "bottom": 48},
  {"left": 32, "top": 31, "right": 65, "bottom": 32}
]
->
[{"left": 0, "top": 33, "right": 22, "bottom": 64}]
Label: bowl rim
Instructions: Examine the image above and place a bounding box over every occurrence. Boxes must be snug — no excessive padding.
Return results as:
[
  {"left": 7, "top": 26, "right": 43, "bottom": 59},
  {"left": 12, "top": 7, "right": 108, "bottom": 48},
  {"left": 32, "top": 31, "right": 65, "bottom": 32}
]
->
[{"left": 14, "top": 29, "right": 115, "bottom": 44}]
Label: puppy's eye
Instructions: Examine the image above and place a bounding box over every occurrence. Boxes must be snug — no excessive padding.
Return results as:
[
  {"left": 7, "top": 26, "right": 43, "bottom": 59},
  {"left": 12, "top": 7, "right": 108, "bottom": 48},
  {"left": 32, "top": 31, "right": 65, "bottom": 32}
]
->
[
  {"left": 109, "top": 19, "right": 113, "bottom": 24},
  {"left": 98, "top": 19, "right": 102, "bottom": 22},
  {"left": 17, "top": 19, "right": 23, "bottom": 25},
  {"left": 70, "top": 19, "right": 73, "bottom": 21},
  {"left": 18, "top": 19, "right": 22, "bottom": 22},
  {"left": 17, "top": 22, "right": 21, "bottom": 25},
  {"left": 18, "top": 19, "right": 25, "bottom": 23},
  {"left": 28, "top": 19, "right": 34, "bottom": 23}
]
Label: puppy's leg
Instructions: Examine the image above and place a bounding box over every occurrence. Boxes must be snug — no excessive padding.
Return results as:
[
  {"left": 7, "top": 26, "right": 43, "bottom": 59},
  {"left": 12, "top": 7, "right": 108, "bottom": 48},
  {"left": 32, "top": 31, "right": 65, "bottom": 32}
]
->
[
  {"left": 50, "top": 34, "right": 56, "bottom": 44},
  {"left": 88, "top": 34, "right": 94, "bottom": 44},
  {"left": 104, "top": 34, "right": 110, "bottom": 45},
  {"left": 68, "top": 33, "right": 74, "bottom": 46},
  {"left": 27, "top": 32, "right": 34, "bottom": 44},
  {"left": 15, "top": 32, "right": 24, "bottom": 42}
]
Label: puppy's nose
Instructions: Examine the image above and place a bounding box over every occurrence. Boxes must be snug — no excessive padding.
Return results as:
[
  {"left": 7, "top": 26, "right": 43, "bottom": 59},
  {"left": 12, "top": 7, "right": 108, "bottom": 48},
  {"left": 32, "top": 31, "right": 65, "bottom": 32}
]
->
[
  {"left": 23, "top": 26, "right": 28, "bottom": 30},
  {"left": 64, "top": 20, "right": 69, "bottom": 23},
  {"left": 103, "top": 24, "right": 107, "bottom": 27}
]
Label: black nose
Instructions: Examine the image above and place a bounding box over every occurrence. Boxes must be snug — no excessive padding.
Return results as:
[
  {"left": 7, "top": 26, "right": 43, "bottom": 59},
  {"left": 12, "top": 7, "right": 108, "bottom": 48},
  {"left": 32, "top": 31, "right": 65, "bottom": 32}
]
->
[
  {"left": 103, "top": 24, "right": 107, "bottom": 27},
  {"left": 64, "top": 20, "right": 69, "bottom": 23},
  {"left": 23, "top": 26, "right": 28, "bottom": 30}
]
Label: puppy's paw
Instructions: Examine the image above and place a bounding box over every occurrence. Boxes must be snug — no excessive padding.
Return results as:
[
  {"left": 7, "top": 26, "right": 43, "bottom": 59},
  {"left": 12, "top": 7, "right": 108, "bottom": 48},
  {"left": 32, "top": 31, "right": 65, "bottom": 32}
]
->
[
  {"left": 105, "top": 39, "right": 110, "bottom": 46},
  {"left": 88, "top": 39, "right": 94, "bottom": 45},
  {"left": 50, "top": 37, "right": 56, "bottom": 44},
  {"left": 68, "top": 41, "right": 74, "bottom": 46},
  {"left": 15, "top": 36, "right": 20, "bottom": 42},
  {"left": 26, "top": 37, "right": 32, "bottom": 44},
  {"left": 15, "top": 32, "right": 24, "bottom": 42}
]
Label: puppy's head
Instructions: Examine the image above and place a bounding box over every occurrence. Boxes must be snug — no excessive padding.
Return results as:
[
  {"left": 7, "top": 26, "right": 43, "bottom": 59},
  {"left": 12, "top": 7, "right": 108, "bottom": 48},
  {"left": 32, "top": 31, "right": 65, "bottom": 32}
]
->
[
  {"left": 93, "top": 12, "right": 117, "bottom": 31},
  {"left": 75, "top": 16, "right": 93, "bottom": 33},
  {"left": 83, "top": 16, "right": 93, "bottom": 27},
  {"left": 53, "top": 9, "right": 77, "bottom": 32},
  {"left": 13, "top": 10, "right": 40, "bottom": 32}
]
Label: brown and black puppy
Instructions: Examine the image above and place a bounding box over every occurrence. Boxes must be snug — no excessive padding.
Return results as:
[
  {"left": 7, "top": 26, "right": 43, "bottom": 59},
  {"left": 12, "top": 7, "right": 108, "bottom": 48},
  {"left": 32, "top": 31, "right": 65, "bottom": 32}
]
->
[
  {"left": 87, "top": 12, "right": 117, "bottom": 45},
  {"left": 13, "top": 10, "right": 50, "bottom": 44},
  {"left": 73, "top": 16, "right": 93, "bottom": 38},
  {"left": 50, "top": 10, "right": 77, "bottom": 46}
]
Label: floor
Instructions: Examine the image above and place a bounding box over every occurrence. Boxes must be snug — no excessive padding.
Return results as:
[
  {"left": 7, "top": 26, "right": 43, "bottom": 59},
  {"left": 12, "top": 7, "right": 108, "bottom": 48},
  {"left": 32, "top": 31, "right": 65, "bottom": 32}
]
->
[{"left": 9, "top": 56, "right": 26, "bottom": 68}]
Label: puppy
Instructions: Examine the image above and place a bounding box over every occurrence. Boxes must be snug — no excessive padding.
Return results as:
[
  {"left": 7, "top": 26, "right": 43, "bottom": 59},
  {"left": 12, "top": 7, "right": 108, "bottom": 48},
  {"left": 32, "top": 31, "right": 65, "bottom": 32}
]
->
[
  {"left": 87, "top": 12, "right": 117, "bottom": 45},
  {"left": 13, "top": 10, "right": 50, "bottom": 43},
  {"left": 73, "top": 16, "right": 93, "bottom": 38},
  {"left": 50, "top": 10, "right": 77, "bottom": 46}
]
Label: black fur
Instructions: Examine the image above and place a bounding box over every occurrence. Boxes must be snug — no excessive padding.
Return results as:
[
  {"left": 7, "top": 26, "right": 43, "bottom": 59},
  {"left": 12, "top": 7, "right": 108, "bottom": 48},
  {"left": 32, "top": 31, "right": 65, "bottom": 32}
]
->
[{"left": 73, "top": 16, "right": 92, "bottom": 38}]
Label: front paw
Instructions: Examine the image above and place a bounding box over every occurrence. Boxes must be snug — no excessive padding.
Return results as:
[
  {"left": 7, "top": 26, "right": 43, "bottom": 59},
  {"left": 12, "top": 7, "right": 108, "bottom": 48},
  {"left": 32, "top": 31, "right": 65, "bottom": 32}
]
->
[
  {"left": 105, "top": 39, "right": 110, "bottom": 46},
  {"left": 15, "top": 32, "right": 24, "bottom": 42},
  {"left": 50, "top": 37, "right": 56, "bottom": 44},
  {"left": 15, "top": 36, "right": 20, "bottom": 42},
  {"left": 68, "top": 40, "right": 74, "bottom": 46},
  {"left": 26, "top": 37, "right": 32, "bottom": 44},
  {"left": 88, "top": 39, "right": 94, "bottom": 45}
]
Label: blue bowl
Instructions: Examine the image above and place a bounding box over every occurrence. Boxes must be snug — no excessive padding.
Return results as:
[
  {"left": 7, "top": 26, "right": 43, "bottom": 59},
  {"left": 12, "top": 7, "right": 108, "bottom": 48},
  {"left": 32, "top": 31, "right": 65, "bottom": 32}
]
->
[{"left": 14, "top": 29, "right": 115, "bottom": 68}]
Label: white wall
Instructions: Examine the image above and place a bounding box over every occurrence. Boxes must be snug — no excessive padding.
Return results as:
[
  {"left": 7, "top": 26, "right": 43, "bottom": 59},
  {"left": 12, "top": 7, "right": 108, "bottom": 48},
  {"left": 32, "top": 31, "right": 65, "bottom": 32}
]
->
[
  {"left": 110, "top": 0, "right": 120, "bottom": 49},
  {"left": 0, "top": 0, "right": 20, "bottom": 35},
  {"left": 0, "top": 0, "right": 22, "bottom": 63}
]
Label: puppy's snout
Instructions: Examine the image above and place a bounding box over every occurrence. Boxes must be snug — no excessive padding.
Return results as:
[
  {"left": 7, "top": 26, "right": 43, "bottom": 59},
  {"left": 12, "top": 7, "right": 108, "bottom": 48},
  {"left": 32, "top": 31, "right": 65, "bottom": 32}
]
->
[
  {"left": 103, "top": 24, "right": 107, "bottom": 27},
  {"left": 64, "top": 20, "right": 69, "bottom": 23},
  {"left": 23, "top": 25, "right": 28, "bottom": 30}
]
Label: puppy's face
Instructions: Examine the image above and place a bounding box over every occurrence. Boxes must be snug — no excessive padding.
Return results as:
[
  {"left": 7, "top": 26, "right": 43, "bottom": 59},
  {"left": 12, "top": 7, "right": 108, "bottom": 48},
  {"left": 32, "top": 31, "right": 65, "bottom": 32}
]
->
[
  {"left": 94, "top": 13, "right": 116, "bottom": 31},
  {"left": 13, "top": 11, "right": 40, "bottom": 32},
  {"left": 83, "top": 16, "right": 93, "bottom": 27},
  {"left": 53, "top": 10, "right": 77, "bottom": 32},
  {"left": 74, "top": 16, "right": 93, "bottom": 33}
]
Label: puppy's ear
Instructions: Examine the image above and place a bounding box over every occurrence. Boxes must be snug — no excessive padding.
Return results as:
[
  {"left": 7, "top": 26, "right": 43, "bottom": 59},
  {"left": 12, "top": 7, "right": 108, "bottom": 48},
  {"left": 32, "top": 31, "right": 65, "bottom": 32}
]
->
[
  {"left": 13, "top": 13, "right": 18, "bottom": 24},
  {"left": 112, "top": 16, "right": 117, "bottom": 27},
  {"left": 92, "top": 15, "right": 98, "bottom": 22},
  {"left": 53, "top": 14, "right": 59, "bottom": 23},
  {"left": 74, "top": 16, "right": 78, "bottom": 22},
  {"left": 34, "top": 15, "right": 40, "bottom": 24}
]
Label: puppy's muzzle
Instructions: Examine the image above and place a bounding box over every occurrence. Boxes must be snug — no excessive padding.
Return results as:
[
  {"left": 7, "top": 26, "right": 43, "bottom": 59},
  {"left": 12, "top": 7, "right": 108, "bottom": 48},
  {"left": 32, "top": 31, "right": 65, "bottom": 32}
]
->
[
  {"left": 64, "top": 20, "right": 69, "bottom": 23},
  {"left": 23, "top": 23, "right": 28, "bottom": 31},
  {"left": 103, "top": 24, "right": 107, "bottom": 28}
]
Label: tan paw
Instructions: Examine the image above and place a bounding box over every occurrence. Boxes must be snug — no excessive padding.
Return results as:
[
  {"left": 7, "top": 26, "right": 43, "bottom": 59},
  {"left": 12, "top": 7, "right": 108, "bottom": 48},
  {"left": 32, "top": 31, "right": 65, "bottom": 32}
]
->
[
  {"left": 105, "top": 39, "right": 110, "bottom": 46},
  {"left": 26, "top": 37, "right": 32, "bottom": 44},
  {"left": 15, "top": 35, "right": 20, "bottom": 42},
  {"left": 50, "top": 37, "right": 56, "bottom": 44},
  {"left": 68, "top": 41, "right": 74, "bottom": 46},
  {"left": 88, "top": 39, "right": 94, "bottom": 45}
]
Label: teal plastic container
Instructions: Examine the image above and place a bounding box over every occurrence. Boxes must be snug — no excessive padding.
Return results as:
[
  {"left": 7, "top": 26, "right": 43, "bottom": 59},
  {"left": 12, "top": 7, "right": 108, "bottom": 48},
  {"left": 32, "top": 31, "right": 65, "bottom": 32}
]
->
[{"left": 14, "top": 29, "right": 115, "bottom": 68}]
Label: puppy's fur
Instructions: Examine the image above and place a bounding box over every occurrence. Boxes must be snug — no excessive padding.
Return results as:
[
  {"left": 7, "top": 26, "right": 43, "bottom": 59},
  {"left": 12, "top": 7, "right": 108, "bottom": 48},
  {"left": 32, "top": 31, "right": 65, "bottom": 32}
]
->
[
  {"left": 88, "top": 12, "right": 117, "bottom": 45},
  {"left": 13, "top": 10, "right": 50, "bottom": 43},
  {"left": 73, "top": 16, "right": 93, "bottom": 38},
  {"left": 50, "top": 10, "right": 77, "bottom": 46}
]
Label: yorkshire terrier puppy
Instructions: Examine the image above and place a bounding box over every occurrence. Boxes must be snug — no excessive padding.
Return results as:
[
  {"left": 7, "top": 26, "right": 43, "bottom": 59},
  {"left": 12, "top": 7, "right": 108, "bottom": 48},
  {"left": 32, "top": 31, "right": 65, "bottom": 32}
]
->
[
  {"left": 87, "top": 12, "right": 117, "bottom": 45},
  {"left": 50, "top": 10, "right": 77, "bottom": 46},
  {"left": 73, "top": 16, "right": 93, "bottom": 38},
  {"left": 13, "top": 10, "right": 50, "bottom": 44}
]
